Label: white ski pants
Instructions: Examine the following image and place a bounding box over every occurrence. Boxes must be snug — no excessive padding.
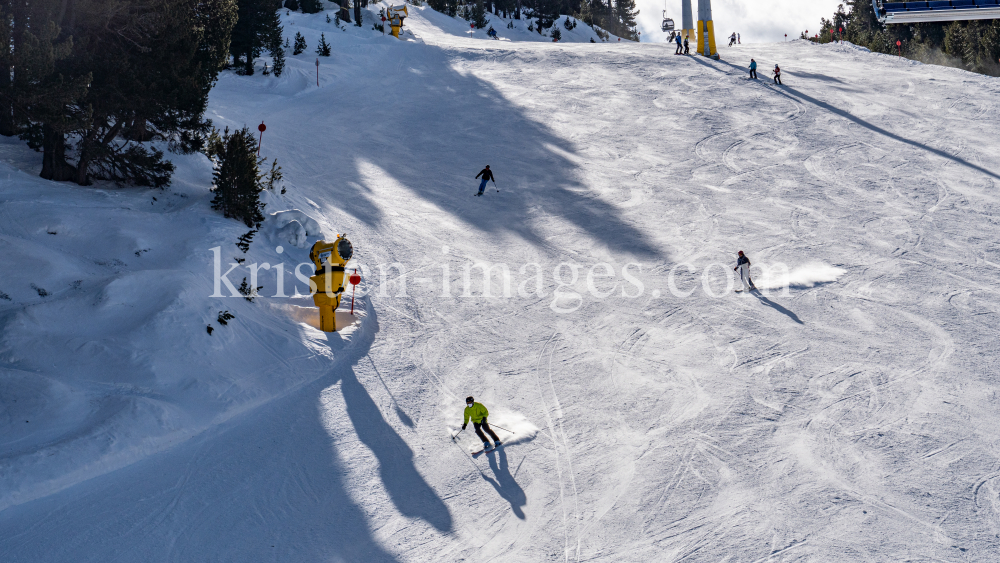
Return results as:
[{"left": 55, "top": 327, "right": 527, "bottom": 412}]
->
[{"left": 738, "top": 264, "right": 751, "bottom": 291}]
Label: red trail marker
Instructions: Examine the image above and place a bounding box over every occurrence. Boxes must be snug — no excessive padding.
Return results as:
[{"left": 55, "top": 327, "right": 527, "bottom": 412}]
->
[
  {"left": 257, "top": 122, "right": 266, "bottom": 156},
  {"left": 349, "top": 269, "right": 361, "bottom": 314}
]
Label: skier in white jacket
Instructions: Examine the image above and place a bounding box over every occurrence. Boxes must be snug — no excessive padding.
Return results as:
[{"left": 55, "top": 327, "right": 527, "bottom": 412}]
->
[{"left": 734, "top": 251, "right": 756, "bottom": 292}]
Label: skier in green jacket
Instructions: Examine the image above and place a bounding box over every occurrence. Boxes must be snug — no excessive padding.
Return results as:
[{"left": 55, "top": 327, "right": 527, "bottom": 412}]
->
[{"left": 462, "top": 396, "right": 502, "bottom": 451}]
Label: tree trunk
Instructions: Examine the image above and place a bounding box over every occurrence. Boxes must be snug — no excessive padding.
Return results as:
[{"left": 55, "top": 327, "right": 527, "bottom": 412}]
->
[
  {"left": 40, "top": 125, "right": 77, "bottom": 182},
  {"left": 354, "top": 0, "right": 361, "bottom": 26},
  {"left": 515, "top": 0, "right": 520, "bottom": 19},
  {"left": 243, "top": 48, "right": 254, "bottom": 75}
]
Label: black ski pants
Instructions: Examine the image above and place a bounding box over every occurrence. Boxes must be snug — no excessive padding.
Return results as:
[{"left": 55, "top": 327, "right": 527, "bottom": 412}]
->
[
  {"left": 675, "top": 43, "right": 682, "bottom": 54},
  {"left": 474, "top": 419, "right": 500, "bottom": 443},
  {"left": 750, "top": 69, "right": 757, "bottom": 79},
  {"left": 774, "top": 74, "right": 781, "bottom": 85},
  {"left": 684, "top": 45, "right": 689, "bottom": 54}
]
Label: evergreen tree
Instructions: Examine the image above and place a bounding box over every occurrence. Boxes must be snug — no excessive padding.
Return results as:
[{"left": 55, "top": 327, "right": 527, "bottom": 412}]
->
[
  {"left": 300, "top": 0, "right": 323, "bottom": 14},
  {"left": 283, "top": 0, "right": 300, "bottom": 9},
  {"left": 230, "top": 0, "right": 283, "bottom": 75},
  {"left": 471, "top": 0, "right": 488, "bottom": 29},
  {"left": 293, "top": 32, "right": 307, "bottom": 54},
  {"left": 614, "top": 0, "right": 639, "bottom": 41},
  {"left": 551, "top": 28, "right": 561, "bottom": 41},
  {"left": 316, "top": 33, "right": 332, "bottom": 56},
  {"left": 0, "top": 1, "right": 90, "bottom": 181},
  {"left": 208, "top": 126, "right": 266, "bottom": 228},
  {"left": 270, "top": 35, "right": 285, "bottom": 76}
]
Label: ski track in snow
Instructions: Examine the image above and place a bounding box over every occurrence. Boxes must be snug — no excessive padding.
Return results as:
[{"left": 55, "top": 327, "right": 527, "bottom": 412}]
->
[{"left": 2, "top": 5, "right": 1000, "bottom": 562}]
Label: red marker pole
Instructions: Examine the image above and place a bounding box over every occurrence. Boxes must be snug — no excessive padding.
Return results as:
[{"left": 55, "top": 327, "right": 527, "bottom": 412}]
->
[
  {"left": 839, "top": 26, "right": 843, "bottom": 43},
  {"left": 257, "top": 122, "right": 266, "bottom": 156},
  {"left": 315, "top": 57, "right": 319, "bottom": 87},
  {"left": 349, "top": 269, "right": 361, "bottom": 314},
  {"left": 897, "top": 40, "right": 902, "bottom": 56}
]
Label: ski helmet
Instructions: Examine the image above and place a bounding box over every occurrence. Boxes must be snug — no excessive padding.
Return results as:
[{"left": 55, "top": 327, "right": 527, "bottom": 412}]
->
[
  {"left": 466, "top": 396, "right": 474, "bottom": 404},
  {"left": 738, "top": 251, "right": 744, "bottom": 255}
]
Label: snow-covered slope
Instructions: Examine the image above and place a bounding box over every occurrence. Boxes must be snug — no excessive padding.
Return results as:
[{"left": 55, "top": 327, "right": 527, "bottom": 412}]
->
[{"left": 3, "top": 5, "right": 1000, "bottom": 562}]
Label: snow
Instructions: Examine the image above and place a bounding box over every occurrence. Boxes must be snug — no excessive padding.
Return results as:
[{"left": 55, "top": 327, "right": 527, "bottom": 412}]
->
[{"left": 3, "top": 6, "right": 1000, "bottom": 562}]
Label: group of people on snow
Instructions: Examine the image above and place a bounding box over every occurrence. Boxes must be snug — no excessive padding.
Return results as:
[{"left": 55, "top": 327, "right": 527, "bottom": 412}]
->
[
  {"left": 748, "top": 58, "right": 781, "bottom": 84},
  {"left": 728, "top": 32, "right": 741, "bottom": 46},
  {"left": 674, "top": 33, "right": 690, "bottom": 55}
]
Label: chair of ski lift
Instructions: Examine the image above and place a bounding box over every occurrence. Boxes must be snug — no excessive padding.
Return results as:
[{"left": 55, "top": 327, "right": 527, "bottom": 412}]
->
[{"left": 661, "top": 14, "right": 675, "bottom": 33}]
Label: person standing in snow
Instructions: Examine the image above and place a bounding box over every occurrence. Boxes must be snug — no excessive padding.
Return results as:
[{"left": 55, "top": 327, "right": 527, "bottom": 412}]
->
[
  {"left": 749, "top": 58, "right": 757, "bottom": 79},
  {"left": 462, "top": 396, "right": 502, "bottom": 451},
  {"left": 475, "top": 165, "right": 494, "bottom": 196},
  {"left": 773, "top": 64, "right": 782, "bottom": 85},
  {"left": 737, "top": 33, "right": 741, "bottom": 44},
  {"left": 683, "top": 36, "right": 690, "bottom": 55},
  {"left": 734, "top": 250, "right": 756, "bottom": 292},
  {"left": 675, "top": 32, "right": 683, "bottom": 54}
]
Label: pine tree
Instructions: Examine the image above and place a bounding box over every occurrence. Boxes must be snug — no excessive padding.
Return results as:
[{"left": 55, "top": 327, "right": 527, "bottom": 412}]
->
[
  {"left": 614, "top": 0, "right": 639, "bottom": 41},
  {"left": 231, "top": 0, "right": 283, "bottom": 75},
  {"left": 209, "top": 126, "right": 266, "bottom": 228},
  {"left": 0, "top": 1, "right": 90, "bottom": 181},
  {"left": 269, "top": 31, "right": 285, "bottom": 76},
  {"left": 316, "top": 33, "right": 332, "bottom": 56},
  {"left": 284, "top": 0, "right": 300, "bottom": 9},
  {"left": 300, "top": 0, "right": 323, "bottom": 14},
  {"left": 551, "top": 28, "right": 561, "bottom": 41},
  {"left": 471, "top": 0, "right": 488, "bottom": 29},
  {"left": 293, "top": 32, "right": 307, "bottom": 54}
]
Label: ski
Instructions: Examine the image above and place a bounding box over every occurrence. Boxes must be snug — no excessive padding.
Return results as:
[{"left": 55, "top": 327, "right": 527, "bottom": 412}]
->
[{"left": 471, "top": 442, "right": 506, "bottom": 456}]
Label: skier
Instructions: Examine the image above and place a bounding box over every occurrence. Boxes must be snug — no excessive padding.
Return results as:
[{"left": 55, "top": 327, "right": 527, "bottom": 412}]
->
[
  {"left": 773, "top": 64, "right": 782, "bottom": 85},
  {"left": 475, "top": 165, "right": 494, "bottom": 196},
  {"left": 737, "top": 32, "right": 741, "bottom": 44},
  {"left": 462, "top": 396, "right": 502, "bottom": 451},
  {"left": 733, "top": 250, "right": 756, "bottom": 292},
  {"left": 683, "top": 35, "right": 690, "bottom": 54},
  {"left": 675, "top": 32, "right": 683, "bottom": 54},
  {"left": 749, "top": 58, "right": 757, "bottom": 79},
  {"left": 487, "top": 26, "right": 497, "bottom": 39},
  {"left": 729, "top": 32, "right": 736, "bottom": 47}
]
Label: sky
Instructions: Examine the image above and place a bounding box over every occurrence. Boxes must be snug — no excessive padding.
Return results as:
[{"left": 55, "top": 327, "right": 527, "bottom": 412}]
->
[{"left": 637, "top": 0, "right": 844, "bottom": 43}]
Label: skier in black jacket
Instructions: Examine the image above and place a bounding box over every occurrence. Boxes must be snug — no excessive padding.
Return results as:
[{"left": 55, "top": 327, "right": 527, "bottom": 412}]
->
[{"left": 475, "top": 165, "right": 494, "bottom": 196}]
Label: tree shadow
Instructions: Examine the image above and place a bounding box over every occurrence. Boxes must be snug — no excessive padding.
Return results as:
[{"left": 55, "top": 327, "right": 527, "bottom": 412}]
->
[
  {"left": 262, "top": 40, "right": 664, "bottom": 260},
  {"left": 338, "top": 367, "right": 452, "bottom": 532},
  {"left": 752, "top": 290, "right": 804, "bottom": 324},
  {"left": 0, "top": 310, "right": 405, "bottom": 562},
  {"left": 482, "top": 446, "right": 526, "bottom": 519},
  {"left": 691, "top": 55, "right": 1000, "bottom": 183},
  {"left": 789, "top": 71, "right": 847, "bottom": 84}
]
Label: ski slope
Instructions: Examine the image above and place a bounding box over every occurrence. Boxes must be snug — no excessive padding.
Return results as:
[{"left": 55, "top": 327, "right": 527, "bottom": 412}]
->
[{"left": 3, "top": 5, "right": 1000, "bottom": 561}]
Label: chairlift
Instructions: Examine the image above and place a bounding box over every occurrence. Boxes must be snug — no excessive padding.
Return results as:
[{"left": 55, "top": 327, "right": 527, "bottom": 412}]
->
[
  {"left": 661, "top": 11, "right": 676, "bottom": 32},
  {"left": 874, "top": 0, "right": 1000, "bottom": 24}
]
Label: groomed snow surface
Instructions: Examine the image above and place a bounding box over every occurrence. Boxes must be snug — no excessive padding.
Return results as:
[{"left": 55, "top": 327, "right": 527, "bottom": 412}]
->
[{"left": 3, "top": 4, "right": 1000, "bottom": 561}]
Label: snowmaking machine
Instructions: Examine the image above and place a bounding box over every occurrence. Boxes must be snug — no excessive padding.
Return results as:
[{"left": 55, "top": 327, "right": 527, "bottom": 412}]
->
[
  {"left": 388, "top": 4, "right": 408, "bottom": 38},
  {"left": 309, "top": 236, "right": 354, "bottom": 332}
]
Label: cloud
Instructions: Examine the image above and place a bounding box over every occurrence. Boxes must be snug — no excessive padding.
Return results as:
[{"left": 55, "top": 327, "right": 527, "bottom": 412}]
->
[{"left": 637, "top": 0, "right": 843, "bottom": 43}]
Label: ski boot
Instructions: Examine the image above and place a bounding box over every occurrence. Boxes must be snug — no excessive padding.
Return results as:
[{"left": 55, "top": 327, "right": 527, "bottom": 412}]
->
[{"left": 494, "top": 440, "right": 503, "bottom": 448}]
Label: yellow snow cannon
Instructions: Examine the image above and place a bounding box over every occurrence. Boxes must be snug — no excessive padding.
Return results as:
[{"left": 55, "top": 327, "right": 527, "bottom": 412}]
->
[
  {"left": 309, "top": 236, "right": 354, "bottom": 332},
  {"left": 388, "top": 4, "right": 407, "bottom": 38}
]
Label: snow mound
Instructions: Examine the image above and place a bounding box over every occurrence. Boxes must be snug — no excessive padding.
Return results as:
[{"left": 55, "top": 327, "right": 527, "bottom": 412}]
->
[{"left": 266, "top": 209, "right": 322, "bottom": 247}]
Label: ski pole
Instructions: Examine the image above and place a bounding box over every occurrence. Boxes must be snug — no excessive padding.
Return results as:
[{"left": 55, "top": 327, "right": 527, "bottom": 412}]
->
[
  {"left": 490, "top": 424, "right": 514, "bottom": 433},
  {"left": 451, "top": 427, "right": 465, "bottom": 441},
  {"left": 493, "top": 179, "right": 499, "bottom": 192}
]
